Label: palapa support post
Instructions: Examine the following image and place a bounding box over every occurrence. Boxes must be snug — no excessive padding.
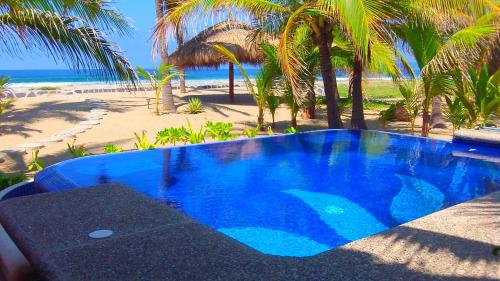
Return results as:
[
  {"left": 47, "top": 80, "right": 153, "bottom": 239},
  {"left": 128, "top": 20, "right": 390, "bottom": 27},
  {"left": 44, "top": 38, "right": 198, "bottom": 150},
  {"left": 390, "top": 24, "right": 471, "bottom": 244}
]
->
[{"left": 229, "top": 62, "right": 235, "bottom": 104}]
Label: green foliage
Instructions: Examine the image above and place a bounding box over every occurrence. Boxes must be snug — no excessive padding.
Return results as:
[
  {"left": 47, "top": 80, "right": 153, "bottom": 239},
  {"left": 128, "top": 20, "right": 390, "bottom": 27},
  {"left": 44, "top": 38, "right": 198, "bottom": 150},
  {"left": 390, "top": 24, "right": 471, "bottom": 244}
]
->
[
  {"left": 444, "top": 97, "right": 468, "bottom": 132},
  {"left": 338, "top": 98, "right": 353, "bottom": 115},
  {"left": 137, "top": 64, "right": 179, "bottom": 115},
  {"left": 0, "top": 99, "right": 13, "bottom": 118},
  {"left": 379, "top": 103, "right": 400, "bottom": 126},
  {"left": 316, "top": 95, "right": 326, "bottom": 106},
  {"left": 27, "top": 149, "right": 44, "bottom": 172},
  {"left": 0, "top": 173, "right": 27, "bottom": 191},
  {"left": 243, "top": 126, "right": 260, "bottom": 138},
  {"left": 186, "top": 121, "right": 205, "bottom": 144},
  {"left": 156, "top": 127, "right": 188, "bottom": 145},
  {"left": 267, "top": 126, "right": 274, "bottom": 136},
  {"left": 29, "top": 86, "right": 60, "bottom": 91},
  {"left": 67, "top": 140, "right": 88, "bottom": 158},
  {"left": 205, "top": 121, "right": 237, "bottom": 141},
  {"left": 285, "top": 127, "right": 298, "bottom": 134},
  {"left": 134, "top": 131, "right": 157, "bottom": 150},
  {"left": 399, "top": 80, "right": 423, "bottom": 135},
  {"left": 466, "top": 66, "right": 499, "bottom": 126},
  {"left": 185, "top": 97, "right": 203, "bottom": 114},
  {"left": 266, "top": 94, "right": 280, "bottom": 127},
  {"left": 104, "top": 144, "right": 124, "bottom": 153},
  {"left": 213, "top": 44, "right": 266, "bottom": 127},
  {"left": 0, "top": 2, "right": 138, "bottom": 83}
]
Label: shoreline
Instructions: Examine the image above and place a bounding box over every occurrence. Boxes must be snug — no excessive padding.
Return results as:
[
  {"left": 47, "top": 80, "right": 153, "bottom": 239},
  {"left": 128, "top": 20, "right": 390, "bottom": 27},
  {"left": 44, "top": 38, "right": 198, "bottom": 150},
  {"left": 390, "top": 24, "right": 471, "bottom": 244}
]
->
[{"left": 7, "top": 77, "right": 393, "bottom": 92}]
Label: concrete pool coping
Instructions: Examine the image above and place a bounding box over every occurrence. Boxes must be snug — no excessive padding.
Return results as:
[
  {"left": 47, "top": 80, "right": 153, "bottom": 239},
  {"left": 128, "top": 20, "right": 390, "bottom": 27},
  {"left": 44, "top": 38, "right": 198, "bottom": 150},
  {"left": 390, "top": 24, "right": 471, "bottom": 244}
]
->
[{"left": 0, "top": 184, "right": 498, "bottom": 281}]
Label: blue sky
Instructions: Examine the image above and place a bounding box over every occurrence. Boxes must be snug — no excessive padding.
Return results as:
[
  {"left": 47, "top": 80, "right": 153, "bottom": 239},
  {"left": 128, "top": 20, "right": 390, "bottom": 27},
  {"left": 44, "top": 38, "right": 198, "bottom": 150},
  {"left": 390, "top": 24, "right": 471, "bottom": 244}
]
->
[
  {"left": 0, "top": 2, "right": 416, "bottom": 71},
  {"left": 0, "top": 1, "right": 164, "bottom": 70}
]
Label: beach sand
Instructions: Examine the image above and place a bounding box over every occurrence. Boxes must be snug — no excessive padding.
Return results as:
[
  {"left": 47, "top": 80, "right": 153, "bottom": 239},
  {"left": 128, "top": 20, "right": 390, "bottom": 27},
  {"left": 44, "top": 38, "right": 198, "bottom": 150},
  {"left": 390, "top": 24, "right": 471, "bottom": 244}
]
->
[{"left": 0, "top": 84, "right": 453, "bottom": 174}]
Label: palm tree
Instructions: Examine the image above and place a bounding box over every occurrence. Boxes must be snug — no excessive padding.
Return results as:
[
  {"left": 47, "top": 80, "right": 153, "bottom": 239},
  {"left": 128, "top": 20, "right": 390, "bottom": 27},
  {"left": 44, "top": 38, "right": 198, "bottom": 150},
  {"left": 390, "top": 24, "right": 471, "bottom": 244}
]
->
[
  {"left": 0, "top": 0, "right": 136, "bottom": 82},
  {"left": 155, "top": 0, "right": 176, "bottom": 113},
  {"left": 395, "top": 5, "right": 498, "bottom": 136}
]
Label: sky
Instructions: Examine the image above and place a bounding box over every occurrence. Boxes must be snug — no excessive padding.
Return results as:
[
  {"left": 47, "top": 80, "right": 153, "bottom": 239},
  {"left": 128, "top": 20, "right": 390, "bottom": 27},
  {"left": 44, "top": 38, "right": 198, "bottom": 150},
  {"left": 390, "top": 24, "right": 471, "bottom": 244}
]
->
[
  {"left": 0, "top": 2, "right": 416, "bottom": 71},
  {"left": 0, "top": 1, "right": 163, "bottom": 70}
]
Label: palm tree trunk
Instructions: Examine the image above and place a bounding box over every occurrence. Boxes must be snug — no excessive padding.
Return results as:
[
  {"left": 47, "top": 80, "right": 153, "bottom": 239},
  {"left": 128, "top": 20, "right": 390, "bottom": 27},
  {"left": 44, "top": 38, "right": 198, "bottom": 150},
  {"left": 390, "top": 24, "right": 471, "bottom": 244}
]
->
[
  {"left": 229, "top": 62, "right": 235, "bottom": 104},
  {"left": 179, "top": 68, "right": 186, "bottom": 93},
  {"left": 155, "top": 0, "right": 176, "bottom": 113},
  {"left": 350, "top": 52, "right": 367, "bottom": 129},
  {"left": 315, "top": 23, "right": 343, "bottom": 129},
  {"left": 175, "top": 29, "right": 187, "bottom": 93},
  {"left": 430, "top": 96, "right": 447, "bottom": 128},
  {"left": 301, "top": 76, "right": 316, "bottom": 119}
]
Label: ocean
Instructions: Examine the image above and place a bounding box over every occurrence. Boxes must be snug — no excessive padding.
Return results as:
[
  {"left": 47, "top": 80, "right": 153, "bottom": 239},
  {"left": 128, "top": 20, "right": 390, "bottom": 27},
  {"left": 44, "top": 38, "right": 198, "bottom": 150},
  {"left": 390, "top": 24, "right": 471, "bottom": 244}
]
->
[{"left": 0, "top": 64, "right": 417, "bottom": 90}]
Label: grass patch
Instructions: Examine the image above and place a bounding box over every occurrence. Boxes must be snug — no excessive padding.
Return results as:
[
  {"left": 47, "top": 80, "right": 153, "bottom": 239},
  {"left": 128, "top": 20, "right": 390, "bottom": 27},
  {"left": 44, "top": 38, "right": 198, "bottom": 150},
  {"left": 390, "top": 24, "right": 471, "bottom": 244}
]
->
[
  {"left": 29, "top": 86, "right": 60, "bottom": 91},
  {"left": 364, "top": 101, "right": 393, "bottom": 111},
  {"left": 337, "top": 80, "right": 401, "bottom": 99}
]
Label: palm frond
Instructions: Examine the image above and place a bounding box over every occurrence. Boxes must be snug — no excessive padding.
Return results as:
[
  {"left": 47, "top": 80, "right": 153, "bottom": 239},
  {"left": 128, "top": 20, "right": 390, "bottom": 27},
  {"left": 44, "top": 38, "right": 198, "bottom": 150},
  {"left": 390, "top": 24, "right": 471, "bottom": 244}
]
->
[{"left": 0, "top": 9, "right": 137, "bottom": 83}]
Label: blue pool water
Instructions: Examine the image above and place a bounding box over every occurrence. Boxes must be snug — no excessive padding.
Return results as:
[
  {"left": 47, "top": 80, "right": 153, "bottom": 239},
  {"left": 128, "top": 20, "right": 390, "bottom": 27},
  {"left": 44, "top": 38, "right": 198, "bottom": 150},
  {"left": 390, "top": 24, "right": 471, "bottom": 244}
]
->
[{"left": 35, "top": 130, "right": 499, "bottom": 257}]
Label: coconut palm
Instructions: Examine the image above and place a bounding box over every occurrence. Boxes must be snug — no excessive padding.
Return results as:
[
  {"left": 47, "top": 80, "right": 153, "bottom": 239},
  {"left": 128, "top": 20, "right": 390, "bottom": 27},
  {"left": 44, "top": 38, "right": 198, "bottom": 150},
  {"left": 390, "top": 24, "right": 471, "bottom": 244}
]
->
[
  {"left": 0, "top": 0, "right": 136, "bottom": 82},
  {"left": 155, "top": 0, "right": 177, "bottom": 113},
  {"left": 395, "top": 8, "right": 498, "bottom": 136},
  {"left": 137, "top": 64, "right": 179, "bottom": 115}
]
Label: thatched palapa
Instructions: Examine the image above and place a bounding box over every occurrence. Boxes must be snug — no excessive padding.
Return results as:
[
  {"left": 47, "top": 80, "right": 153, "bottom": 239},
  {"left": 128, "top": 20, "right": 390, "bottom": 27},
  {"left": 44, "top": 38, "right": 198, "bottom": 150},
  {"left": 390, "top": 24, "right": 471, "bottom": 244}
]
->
[{"left": 169, "top": 20, "right": 264, "bottom": 103}]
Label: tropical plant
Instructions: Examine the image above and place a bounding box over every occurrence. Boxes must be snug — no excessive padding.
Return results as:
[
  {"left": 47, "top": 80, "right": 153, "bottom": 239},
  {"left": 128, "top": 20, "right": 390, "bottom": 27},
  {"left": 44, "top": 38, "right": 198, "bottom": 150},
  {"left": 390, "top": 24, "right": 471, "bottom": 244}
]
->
[
  {"left": 0, "top": 0, "right": 137, "bottom": 82},
  {"left": 395, "top": 5, "right": 499, "bottom": 136},
  {"left": 205, "top": 121, "right": 237, "bottom": 141},
  {"left": 67, "top": 139, "right": 88, "bottom": 158},
  {"left": 0, "top": 173, "right": 27, "bottom": 190},
  {"left": 27, "top": 149, "right": 44, "bottom": 172},
  {"left": 104, "top": 144, "right": 124, "bottom": 153},
  {"left": 137, "top": 64, "right": 179, "bottom": 115},
  {"left": 0, "top": 99, "right": 12, "bottom": 119},
  {"left": 156, "top": 127, "right": 189, "bottom": 145},
  {"left": 185, "top": 97, "right": 203, "bottom": 114},
  {"left": 444, "top": 97, "right": 467, "bottom": 132},
  {"left": 243, "top": 125, "right": 260, "bottom": 138},
  {"left": 399, "top": 80, "right": 423, "bottom": 135},
  {"left": 134, "top": 131, "right": 157, "bottom": 150},
  {"left": 185, "top": 121, "right": 205, "bottom": 144},
  {"left": 285, "top": 126, "right": 298, "bottom": 134},
  {"left": 266, "top": 94, "right": 280, "bottom": 127},
  {"left": 0, "top": 76, "right": 12, "bottom": 97},
  {"left": 267, "top": 126, "right": 274, "bottom": 136},
  {"left": 213, "top": 44, "right": 267, "bottom": 128},
  {"left": 460, "top": 66, "right": 500, "bottom": 127},
  {"left": 0, "top": 76, "right": 13, "bottom": 120}
]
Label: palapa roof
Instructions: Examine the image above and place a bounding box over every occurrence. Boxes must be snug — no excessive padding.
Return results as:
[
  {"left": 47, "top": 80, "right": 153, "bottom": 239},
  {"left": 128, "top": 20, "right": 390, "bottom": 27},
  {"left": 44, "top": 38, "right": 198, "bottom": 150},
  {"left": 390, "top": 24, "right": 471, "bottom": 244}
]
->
[{"left": 169, "top": 20, "right": 265, "bottom": 69}]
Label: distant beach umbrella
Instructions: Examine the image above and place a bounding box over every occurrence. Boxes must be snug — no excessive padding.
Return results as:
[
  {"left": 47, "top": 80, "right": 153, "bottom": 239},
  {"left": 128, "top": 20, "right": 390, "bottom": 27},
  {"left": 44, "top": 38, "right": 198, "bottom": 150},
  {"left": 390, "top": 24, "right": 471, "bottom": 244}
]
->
[{"left": 169, "top": 20, "right": 265, "bottom": 104}]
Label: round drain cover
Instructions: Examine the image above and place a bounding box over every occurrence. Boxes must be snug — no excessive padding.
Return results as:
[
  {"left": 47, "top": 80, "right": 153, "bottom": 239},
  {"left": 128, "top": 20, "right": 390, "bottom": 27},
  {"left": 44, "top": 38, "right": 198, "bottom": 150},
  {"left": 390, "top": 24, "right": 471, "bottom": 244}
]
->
[{"left": 89, "top": 229, "right": 113, "bottom": 239}]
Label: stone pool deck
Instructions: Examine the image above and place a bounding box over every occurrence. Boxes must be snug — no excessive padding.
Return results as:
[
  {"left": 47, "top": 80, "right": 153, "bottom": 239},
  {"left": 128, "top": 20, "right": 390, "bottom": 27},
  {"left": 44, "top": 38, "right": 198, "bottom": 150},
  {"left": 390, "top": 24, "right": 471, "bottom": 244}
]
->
[{"left": 0, "top": 184, "right": 498, "bottom": 281}]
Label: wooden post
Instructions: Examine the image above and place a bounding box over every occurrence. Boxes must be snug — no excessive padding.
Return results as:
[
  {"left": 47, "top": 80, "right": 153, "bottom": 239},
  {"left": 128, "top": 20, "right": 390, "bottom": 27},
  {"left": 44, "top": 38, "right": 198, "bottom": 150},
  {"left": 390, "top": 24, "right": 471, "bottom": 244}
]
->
[{"left": 229, "top": 62, "right": 235, "bottom": 104}]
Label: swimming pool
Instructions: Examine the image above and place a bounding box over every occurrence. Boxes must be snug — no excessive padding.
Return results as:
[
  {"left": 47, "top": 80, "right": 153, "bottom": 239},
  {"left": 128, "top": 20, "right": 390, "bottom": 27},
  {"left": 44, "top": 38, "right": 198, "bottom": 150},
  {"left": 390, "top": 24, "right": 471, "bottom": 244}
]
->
[{"left": 35, "top": 130, "right": 499, "bottom": 257}]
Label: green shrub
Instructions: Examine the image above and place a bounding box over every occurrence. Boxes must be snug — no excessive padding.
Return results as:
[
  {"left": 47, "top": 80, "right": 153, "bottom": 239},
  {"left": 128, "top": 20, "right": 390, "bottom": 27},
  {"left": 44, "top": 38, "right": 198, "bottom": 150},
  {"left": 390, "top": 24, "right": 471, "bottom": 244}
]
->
[
  {"left": 186, "top": 121, "right": 205, "bottom": 144},
  {"left": 67, "top": 140, "right": 88, "bottom": 158},
  {"left": 134, "top": 131, "right": 157, "bottom": 150},
  {"left": 185, "top": 98, "right": 203, "bottom": 114},
  {"left": 0, "top": 99, "right": 13, "bottom": 119},
  {"left": 445, "top": 97, "right": 468, "bottom": 132},
  {"left": 243, "top": 126, "right": 260, "bottom": 138},
  {"left": 316, "top": 95, "right": 326, "bottom": 106},
  {"left": 104, "top": 144, "right": 124, "bottom": 153},
  {"left": 0, "top": 173, "right": 27, "bottom": 190},
  {"left": 27, "top": 149, "right": 44, "bottom": 172},
  {"left": 156, "top": 127, "right": 188, "bottom": 145},
  {"left": 285, "top": 127, "right": 298, "bottom": 134},
  {"left": 28, "top": 86, "right": 60, "bottom": 91},
  {"left": 205, "top": 121, "right": 237, "bottom": 141}
]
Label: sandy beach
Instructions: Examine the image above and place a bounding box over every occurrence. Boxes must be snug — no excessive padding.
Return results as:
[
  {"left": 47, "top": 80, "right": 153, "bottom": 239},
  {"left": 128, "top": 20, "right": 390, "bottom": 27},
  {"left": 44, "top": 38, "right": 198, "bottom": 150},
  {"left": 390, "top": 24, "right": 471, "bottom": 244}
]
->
[{"left": 0, "top": 82, "right": 453, "bottom": 174}]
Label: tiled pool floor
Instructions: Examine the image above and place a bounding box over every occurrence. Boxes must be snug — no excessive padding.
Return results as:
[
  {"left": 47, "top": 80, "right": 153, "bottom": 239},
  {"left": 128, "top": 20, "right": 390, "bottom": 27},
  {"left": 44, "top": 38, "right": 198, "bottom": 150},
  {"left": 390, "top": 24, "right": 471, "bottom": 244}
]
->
[{"left": 0, "top": 184, "right": 498, "bottom": 280}]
